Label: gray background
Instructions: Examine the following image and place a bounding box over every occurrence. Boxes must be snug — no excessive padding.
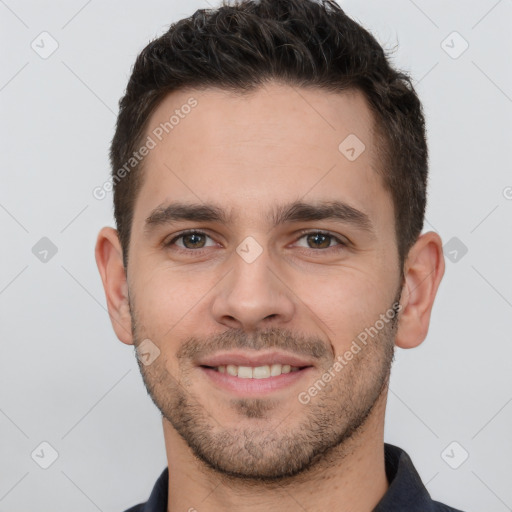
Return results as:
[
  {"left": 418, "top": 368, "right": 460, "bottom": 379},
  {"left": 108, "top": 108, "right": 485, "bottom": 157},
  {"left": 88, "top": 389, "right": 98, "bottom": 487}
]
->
[{"left": 1, "top": 0, "right": 511, "bottom": 511}]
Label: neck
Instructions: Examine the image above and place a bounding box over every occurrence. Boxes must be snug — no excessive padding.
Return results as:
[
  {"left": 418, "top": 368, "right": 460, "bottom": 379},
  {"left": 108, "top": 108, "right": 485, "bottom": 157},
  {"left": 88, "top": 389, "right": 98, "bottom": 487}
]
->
[{"left": 162, "top": 392, "right": 389, "bottom": 512}]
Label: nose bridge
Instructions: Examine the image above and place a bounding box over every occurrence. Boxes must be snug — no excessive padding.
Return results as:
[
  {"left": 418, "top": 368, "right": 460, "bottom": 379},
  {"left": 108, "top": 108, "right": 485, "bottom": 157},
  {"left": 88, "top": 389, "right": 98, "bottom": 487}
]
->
[{"left": 211, "top": 238, "right": 295, "bottom": 329}]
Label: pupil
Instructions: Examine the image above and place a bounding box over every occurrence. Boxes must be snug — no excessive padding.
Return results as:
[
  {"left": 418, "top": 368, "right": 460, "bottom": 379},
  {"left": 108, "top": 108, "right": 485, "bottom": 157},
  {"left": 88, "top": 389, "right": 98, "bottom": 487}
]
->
[
  {"left": 309, "top": 233, "right": 329, "bottom": 248},
  {"left": 186, "top": 233, "right": 204, "bottom": 248}
]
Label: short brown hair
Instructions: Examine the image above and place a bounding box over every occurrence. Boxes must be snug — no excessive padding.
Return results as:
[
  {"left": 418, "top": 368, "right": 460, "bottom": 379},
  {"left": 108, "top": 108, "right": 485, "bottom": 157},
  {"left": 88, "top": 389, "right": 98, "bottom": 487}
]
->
[{"left": 110, "top": 0, "right": 428, "bottom": 271}]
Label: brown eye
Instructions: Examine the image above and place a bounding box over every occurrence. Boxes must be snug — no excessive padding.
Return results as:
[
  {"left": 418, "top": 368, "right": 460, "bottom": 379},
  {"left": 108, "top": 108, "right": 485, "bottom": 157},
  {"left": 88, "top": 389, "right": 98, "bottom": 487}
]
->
[
  {"left": 181, "top": 232, "right": 207, "bottom": 249},
  {"left": 306, "top": 232, "right": 332, "bottom": 249},
  {"left": 165, "top": 230, "right": 216, "bottom": 251},
  {"left": 295, "top": 231, "right": 347, "bottom": 250}
]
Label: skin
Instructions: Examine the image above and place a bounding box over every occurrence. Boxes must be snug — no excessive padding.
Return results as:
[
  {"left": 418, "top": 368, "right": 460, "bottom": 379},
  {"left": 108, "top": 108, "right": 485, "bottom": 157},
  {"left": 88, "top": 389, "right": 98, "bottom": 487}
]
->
[{"left": 95, "top": 82, "right": 445, "bottom": 512}]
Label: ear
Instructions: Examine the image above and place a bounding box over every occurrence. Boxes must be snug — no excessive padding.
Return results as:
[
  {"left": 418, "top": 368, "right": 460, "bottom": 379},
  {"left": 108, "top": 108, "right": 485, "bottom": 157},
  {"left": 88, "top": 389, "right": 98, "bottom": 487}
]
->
[
  {"left": 94, "top": 226, "right": 134, "bottom": 345},
  {"left": 395, "top": 231, "right": 445, "bottom": 349}
]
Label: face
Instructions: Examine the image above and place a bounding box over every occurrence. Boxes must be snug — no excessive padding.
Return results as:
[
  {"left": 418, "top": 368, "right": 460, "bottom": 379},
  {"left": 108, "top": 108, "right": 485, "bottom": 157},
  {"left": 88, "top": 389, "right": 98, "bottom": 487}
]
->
[{"left": 126, "top": 82, "right": 403, "bottom": 480}]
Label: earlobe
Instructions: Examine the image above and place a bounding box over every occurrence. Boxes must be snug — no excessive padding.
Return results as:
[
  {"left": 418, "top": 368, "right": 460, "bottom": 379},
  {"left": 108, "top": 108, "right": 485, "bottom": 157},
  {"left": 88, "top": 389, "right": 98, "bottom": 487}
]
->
[
  {"left": 94, "top": 227, "right": 134, "bottom": 345},
  {"left": 395, "top": 231, "right": 445, "bottom": 349}
]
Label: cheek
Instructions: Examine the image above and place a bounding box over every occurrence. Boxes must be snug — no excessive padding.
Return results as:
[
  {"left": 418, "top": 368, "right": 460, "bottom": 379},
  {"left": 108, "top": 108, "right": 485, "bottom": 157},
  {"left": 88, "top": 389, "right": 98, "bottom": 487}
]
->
[
  {"left": 297, "top": 268, "right": 393, "bottom": 344},
  {"left": 131, "top": 266, "right": 216, "bottom": 334}
]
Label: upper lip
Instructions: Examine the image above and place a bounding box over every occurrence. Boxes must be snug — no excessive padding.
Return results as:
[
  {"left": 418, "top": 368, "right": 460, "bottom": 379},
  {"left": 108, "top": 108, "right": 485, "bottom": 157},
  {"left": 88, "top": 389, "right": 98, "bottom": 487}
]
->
[{"left": 196, "top": 350, "right": 315, "bottom": 368}]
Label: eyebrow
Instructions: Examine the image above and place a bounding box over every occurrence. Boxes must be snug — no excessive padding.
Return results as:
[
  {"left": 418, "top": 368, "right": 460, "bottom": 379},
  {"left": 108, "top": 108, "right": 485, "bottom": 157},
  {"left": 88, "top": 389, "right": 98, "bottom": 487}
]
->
[{"left": 144, "top": 200, "right": 375, "bottom": 237}]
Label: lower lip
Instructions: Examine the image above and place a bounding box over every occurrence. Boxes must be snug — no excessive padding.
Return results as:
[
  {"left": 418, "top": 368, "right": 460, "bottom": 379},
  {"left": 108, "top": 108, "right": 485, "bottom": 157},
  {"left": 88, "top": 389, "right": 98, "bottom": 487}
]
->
[{"left": 199, "top": 367, "right": 313, "bottom": 396}]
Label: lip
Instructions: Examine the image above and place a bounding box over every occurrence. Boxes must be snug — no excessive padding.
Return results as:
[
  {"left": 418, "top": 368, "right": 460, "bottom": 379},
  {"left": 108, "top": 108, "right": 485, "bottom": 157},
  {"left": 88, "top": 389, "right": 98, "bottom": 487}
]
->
[
  {"left": 196, "top": 350, "right": 316, "bottom": 369},
  {"left": 200, "top": 366, "right": 314, "bottom": 396}
]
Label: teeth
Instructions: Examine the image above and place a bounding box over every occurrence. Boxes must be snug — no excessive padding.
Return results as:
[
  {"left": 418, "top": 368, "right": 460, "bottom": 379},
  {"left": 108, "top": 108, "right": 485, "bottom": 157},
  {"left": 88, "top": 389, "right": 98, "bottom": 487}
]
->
[
  {"left": 253, "top": 365, "right": 270, "bottom": 379},
  {"left": 237, "top": 366, "right": 253, "bottom": 379},
  {"left": 270, "top": 364, "right": 282, "bottom": 376},
  {"left": 226, "top": 364, "right": 238, "bottom": 376},
  {"left": 213, "top": 363, "right": 301, "bottom": 378}
]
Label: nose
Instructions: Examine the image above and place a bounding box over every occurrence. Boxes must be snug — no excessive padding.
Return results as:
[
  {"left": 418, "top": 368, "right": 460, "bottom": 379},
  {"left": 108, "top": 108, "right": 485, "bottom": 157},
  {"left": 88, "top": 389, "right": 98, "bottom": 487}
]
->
[{"left": 210, "top": 245, "right": 296, "bottom": 332}]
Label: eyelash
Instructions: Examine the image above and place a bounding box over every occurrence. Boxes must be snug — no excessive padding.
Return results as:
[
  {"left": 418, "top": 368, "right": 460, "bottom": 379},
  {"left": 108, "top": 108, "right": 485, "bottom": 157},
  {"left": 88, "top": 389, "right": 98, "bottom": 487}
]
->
[{"left": 163, "top": 229, "right": 348, "bottom": 254}]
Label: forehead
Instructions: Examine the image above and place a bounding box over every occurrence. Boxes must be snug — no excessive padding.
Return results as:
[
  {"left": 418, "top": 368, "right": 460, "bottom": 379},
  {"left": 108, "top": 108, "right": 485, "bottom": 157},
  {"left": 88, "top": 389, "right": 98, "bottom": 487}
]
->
[{"left": 133, "top": 82, "right": 393, "bottom": 234}]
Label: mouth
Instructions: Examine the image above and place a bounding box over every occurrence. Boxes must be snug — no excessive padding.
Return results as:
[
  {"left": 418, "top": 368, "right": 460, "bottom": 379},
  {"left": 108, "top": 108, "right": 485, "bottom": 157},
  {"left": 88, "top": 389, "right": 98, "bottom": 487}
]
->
[
  {"left": 196, "top": 351, "right": 315, "bottom": 396},
  {"left": 199, "top": 365, "right": 313, "bottom": 396},
  {"left": 200, "top": 363, "right": 308, "bottom": 379}
]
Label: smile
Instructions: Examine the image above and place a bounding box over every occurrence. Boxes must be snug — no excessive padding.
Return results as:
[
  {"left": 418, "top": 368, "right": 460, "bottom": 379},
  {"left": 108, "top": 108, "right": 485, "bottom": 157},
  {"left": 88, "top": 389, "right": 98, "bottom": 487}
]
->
[
  {"left": 206, "top": 363, "right": 302, "bottom": 379},
  {"left": 199, "top": 365, "right": 313, "bottom": 397}
]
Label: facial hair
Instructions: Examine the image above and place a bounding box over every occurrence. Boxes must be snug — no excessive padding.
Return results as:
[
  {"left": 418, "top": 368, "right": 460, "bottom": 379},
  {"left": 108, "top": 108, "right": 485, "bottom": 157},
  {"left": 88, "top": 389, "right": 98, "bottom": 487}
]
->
[{"left": 130, "top": 291, "right": 401, "bottom": 482}]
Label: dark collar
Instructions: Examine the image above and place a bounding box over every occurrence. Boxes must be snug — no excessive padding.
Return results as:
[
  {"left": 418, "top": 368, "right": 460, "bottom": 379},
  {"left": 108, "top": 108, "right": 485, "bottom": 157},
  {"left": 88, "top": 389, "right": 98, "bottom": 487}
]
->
[
  {"left": 126, "top": 443, "right": 463, "bottom": 512},
  {"left": 374, "top": 443, "right": 462, "bottom": 511}
]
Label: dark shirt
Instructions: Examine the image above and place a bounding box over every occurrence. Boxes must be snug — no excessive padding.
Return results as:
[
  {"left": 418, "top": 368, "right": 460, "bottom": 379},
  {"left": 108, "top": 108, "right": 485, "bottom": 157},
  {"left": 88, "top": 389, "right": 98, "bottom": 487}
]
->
[{"left": 123, "top": 443, "right": 465, "bottom": 512}]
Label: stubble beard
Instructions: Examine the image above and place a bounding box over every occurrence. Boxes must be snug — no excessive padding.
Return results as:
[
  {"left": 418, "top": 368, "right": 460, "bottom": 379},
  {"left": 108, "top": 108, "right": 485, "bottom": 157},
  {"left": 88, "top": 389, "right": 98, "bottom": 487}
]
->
[{"left": 131, "top": 294, "right": 400, "bottom": 482}]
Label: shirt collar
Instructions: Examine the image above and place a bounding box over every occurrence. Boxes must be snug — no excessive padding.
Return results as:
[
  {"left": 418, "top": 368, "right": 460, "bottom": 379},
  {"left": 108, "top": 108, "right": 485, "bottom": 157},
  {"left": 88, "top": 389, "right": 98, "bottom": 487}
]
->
[{"left": 373, "top": 443, "right": 436, "bottom": 511}]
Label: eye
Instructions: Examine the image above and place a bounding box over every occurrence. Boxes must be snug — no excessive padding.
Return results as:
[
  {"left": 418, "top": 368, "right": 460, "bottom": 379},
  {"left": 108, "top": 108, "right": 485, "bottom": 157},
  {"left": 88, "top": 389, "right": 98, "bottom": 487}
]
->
[
  {"left": 164, "top": 230, "right": 216, "bottom": 251},
  {"left": 293, "top": 230, "right": 348, "bottom": 250},
  {"left": 163, "top": 229, "right": 348, "bottom": 254}
]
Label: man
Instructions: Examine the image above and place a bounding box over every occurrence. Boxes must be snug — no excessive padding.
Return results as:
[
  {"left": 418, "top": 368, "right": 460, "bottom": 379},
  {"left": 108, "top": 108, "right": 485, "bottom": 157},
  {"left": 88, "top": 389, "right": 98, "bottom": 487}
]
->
[{"left": 95, "top": 0, "right": 462, "bottom": 510}]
